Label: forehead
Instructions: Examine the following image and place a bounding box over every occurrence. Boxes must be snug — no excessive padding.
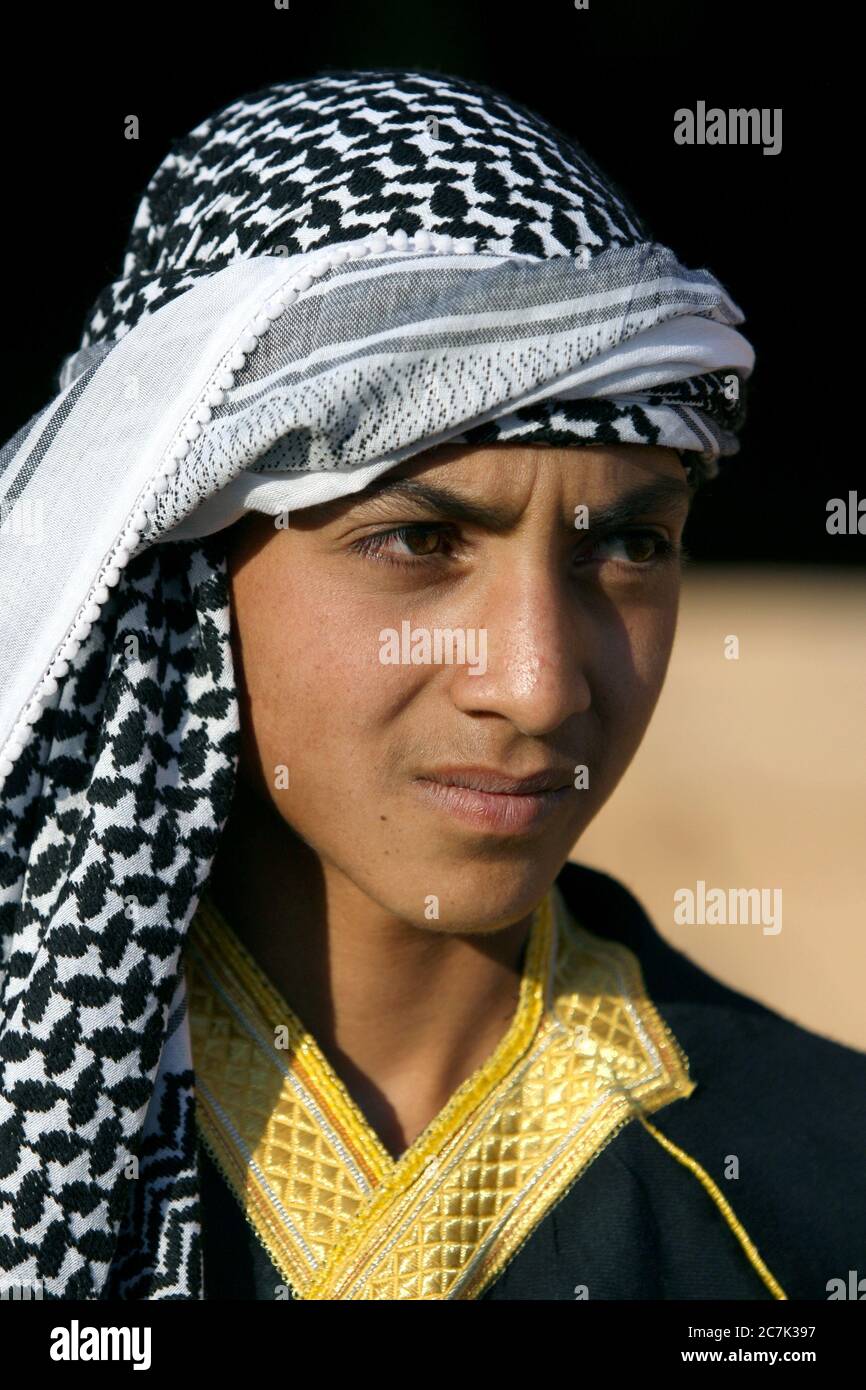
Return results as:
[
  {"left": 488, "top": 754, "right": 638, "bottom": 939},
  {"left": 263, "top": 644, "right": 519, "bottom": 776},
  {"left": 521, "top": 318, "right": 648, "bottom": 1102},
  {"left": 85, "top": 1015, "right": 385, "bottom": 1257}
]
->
[
  {"left": 361, "top": 442, "right": 690, "bottom": 510},
  {"left": 270, "top": 442, "right": 693, "bottom": 542}
]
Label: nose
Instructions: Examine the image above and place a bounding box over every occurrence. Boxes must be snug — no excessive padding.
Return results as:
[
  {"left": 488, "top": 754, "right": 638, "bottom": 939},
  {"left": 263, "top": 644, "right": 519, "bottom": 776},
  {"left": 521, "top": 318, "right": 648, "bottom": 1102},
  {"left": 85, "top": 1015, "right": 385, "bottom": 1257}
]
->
[{"left": 448, "top": 557, "right": 592, "bottom": 736}]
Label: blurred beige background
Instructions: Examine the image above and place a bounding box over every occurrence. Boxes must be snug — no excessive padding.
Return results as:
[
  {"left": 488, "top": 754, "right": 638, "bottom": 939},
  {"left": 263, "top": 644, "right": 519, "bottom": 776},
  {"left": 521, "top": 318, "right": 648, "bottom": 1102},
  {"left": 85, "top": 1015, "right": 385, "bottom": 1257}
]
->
[{"left": 571, "top": 566, "right": 866, "bottom": 1053}]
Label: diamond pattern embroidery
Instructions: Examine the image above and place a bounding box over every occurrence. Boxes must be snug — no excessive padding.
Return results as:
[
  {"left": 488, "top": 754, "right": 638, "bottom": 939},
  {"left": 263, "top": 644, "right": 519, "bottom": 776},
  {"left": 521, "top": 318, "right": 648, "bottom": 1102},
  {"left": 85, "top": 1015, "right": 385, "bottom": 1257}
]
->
[
  {"left": 187, "top": 932, "right": 382, "bottom": 1281},
  {"left": 186, "top": 884, "right": 694, "bottom": 1299}
]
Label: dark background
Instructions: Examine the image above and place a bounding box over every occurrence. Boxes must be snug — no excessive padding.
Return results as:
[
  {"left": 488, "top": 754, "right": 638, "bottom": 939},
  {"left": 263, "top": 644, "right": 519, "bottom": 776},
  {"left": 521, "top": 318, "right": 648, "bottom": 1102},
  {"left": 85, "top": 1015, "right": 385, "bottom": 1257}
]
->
[{"left": 2, "top": 1, "right": 854, "bottom": 563}]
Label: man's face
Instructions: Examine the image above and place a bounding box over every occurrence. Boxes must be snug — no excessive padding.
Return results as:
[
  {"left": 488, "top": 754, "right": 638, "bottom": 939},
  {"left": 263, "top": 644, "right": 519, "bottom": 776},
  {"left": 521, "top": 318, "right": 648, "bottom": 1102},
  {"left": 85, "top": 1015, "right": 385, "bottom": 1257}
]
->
[{"left": 224, "top": 443, "right": 691, "bottom": 932}]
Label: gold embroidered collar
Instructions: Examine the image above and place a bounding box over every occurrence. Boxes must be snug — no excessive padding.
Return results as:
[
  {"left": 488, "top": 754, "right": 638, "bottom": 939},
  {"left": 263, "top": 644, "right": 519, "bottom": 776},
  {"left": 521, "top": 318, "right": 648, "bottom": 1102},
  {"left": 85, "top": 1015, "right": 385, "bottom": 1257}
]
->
[{"left": 185, "top": 883, "right": 695, "bottom": 1300}]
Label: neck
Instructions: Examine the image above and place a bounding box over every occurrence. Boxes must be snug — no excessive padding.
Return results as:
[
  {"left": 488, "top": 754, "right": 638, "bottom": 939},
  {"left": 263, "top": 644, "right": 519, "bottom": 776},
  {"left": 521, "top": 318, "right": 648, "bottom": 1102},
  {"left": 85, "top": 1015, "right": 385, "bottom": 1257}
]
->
[{"left": 205, "top": 778, "right": 536, "bottom": 1159}]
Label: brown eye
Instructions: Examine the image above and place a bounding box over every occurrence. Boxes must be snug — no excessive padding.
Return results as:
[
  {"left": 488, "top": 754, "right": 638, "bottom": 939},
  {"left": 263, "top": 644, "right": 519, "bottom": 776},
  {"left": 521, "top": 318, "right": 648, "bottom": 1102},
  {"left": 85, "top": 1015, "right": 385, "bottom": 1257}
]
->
[
  {"left": 622, "top": 532, "right": 659, "bottom": 563},
  {"left": 574, "top": 529, "right": 675, "bottom": 568},
  {"left": 401, "top": 525, "right": 445, "bottom": 556},
  {"left": 352, "top": 523, "right": 458, "bottom": 568}
]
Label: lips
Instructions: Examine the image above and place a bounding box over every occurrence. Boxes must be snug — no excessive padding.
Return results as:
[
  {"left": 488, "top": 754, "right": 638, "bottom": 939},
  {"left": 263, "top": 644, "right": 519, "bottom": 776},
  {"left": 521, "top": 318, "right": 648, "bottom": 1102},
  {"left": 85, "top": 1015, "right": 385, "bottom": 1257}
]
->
[
  {"left": 417, "top": 765, "right": 574, "bottom": 795},
  {"left": 411, "top": 765, "right": 575, "bottom": 835}
]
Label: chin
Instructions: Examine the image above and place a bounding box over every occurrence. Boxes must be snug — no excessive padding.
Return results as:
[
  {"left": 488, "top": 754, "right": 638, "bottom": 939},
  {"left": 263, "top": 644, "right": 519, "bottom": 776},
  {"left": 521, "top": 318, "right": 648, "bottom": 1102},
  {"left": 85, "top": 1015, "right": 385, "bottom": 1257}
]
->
[{"left": 388, "top": 858, "right": 561, "bottom": 934}]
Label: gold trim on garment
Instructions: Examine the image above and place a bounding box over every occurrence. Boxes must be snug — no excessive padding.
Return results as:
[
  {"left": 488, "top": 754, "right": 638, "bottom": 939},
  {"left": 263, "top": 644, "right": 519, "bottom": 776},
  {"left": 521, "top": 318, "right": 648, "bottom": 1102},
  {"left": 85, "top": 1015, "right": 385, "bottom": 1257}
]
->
[{"left": 186, "top": 883, "right": 696, "bottom": 1299}]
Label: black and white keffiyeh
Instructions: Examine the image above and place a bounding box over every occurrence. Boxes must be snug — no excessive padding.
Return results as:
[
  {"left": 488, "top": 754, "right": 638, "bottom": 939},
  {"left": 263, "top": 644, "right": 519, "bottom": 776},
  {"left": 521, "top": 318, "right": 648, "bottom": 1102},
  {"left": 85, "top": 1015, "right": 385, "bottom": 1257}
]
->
[{"left": 0, "top": 68, "right": 754, "bottom": 1299}]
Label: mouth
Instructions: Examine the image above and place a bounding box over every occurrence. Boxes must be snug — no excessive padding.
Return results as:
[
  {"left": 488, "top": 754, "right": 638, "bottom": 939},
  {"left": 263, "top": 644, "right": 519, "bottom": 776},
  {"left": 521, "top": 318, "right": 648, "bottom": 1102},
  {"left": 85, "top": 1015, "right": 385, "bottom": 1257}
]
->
[{"left": 411, "top": 765, "right": 574, "bottom": 835}]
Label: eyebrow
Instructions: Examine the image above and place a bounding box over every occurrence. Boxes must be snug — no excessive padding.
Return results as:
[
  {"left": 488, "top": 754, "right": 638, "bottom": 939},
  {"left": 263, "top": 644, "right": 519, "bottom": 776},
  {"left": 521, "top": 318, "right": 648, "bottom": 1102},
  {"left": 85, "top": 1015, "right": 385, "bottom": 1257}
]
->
[{"left": 348, "top": 473, "right": 692, "bottom": 533}]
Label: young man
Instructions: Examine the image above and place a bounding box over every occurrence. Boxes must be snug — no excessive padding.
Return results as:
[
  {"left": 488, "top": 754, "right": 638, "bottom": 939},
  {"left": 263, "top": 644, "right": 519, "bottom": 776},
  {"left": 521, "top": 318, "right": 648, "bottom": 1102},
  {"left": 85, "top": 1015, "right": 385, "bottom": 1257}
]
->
[
  {"left": 190, "top": 440, "right": 865, "bottom": 1301},
  {"left": 1, "top": 69, "right": 862, "bottom": 1301}
]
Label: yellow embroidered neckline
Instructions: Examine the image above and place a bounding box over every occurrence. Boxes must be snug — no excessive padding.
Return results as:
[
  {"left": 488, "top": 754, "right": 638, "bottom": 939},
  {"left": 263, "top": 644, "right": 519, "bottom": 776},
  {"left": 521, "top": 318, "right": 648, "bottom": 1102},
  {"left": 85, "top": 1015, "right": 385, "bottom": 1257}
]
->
[
  {"left": 188, "top": 884, "right": 551, "bottom": 1185},
  {"left": 186, "top": 883, "right": 696, "bottom": 1300}
]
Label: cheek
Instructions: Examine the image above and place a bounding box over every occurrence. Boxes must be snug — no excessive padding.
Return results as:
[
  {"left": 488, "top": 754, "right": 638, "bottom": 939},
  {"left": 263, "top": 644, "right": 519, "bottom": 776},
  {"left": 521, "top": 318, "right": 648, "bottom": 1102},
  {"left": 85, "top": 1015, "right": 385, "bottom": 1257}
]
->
[
  {"left": 628, "top": 600, "right": 679, "bottom": 689},
  {"left": 593, "top": 593, "right": 679, "bottom": 752},
  {"left": 231, "top": 566, "right": 407, "bottom": 790}
]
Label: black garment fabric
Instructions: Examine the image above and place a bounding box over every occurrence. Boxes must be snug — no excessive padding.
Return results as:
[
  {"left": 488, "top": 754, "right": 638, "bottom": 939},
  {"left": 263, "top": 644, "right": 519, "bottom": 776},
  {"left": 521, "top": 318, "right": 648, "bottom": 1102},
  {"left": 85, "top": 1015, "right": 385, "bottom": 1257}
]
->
[{"left": 196, "top": 861, "right": 866, "bottom": 1300}]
